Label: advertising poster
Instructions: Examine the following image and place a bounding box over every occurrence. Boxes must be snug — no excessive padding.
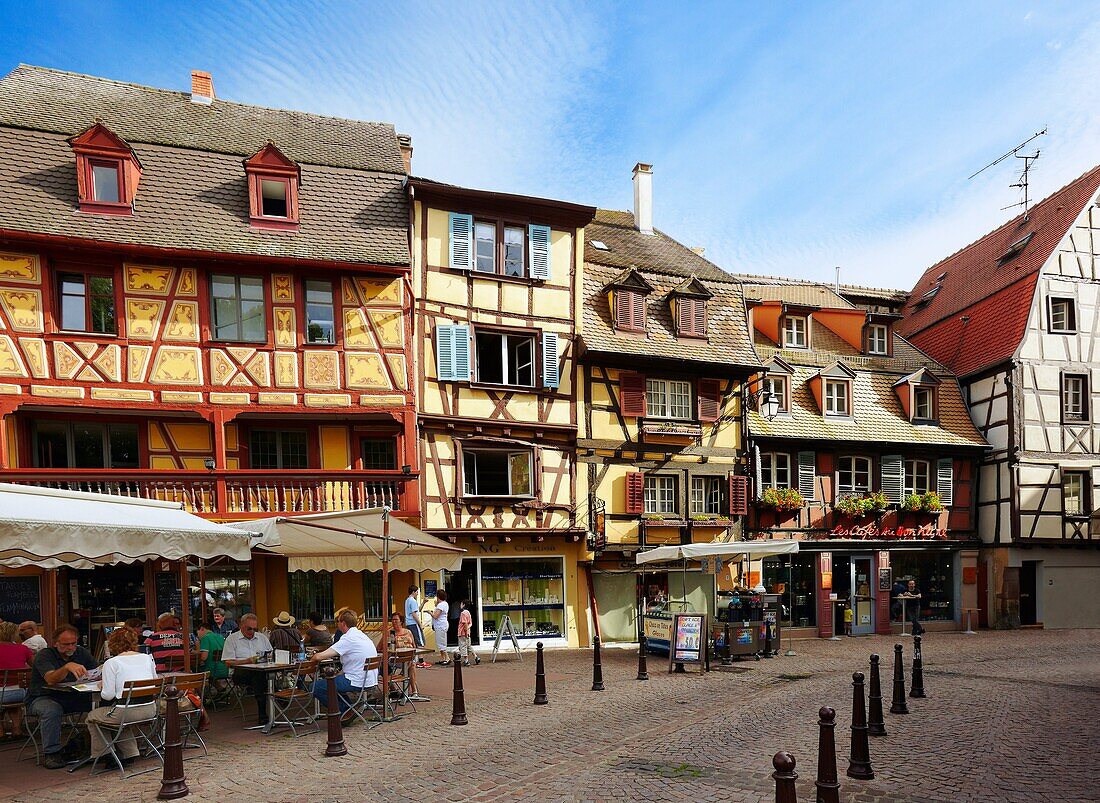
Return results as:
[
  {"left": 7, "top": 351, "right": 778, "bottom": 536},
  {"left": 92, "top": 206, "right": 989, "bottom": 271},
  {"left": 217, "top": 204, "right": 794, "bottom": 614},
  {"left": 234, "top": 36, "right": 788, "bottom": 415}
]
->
[{"left": 672, "top": 613, "right": 705, "bottom": 662}]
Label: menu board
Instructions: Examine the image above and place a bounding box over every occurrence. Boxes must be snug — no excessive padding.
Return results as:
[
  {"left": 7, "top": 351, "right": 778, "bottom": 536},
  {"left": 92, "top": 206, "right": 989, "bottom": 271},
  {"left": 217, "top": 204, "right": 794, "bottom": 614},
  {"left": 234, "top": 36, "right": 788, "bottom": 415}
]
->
[
  {"left": 669, "top": 612, "right": 706, "bottom": 670},
  {"left": 0, "top": 576, "right": 41, "bottom": 623}
]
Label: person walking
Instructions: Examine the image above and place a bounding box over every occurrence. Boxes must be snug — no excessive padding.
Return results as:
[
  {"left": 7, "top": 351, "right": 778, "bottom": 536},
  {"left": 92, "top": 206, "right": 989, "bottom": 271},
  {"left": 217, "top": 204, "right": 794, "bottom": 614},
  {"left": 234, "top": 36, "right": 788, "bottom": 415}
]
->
[
  {"left": 456, "top": 600, "right": 480, "bottom": 667},
  {"left": 903, "top": 579, "right": 925, "bottom": 636},
  {"left": 430, "top": 589, "right": 451, "bottom": 665}
]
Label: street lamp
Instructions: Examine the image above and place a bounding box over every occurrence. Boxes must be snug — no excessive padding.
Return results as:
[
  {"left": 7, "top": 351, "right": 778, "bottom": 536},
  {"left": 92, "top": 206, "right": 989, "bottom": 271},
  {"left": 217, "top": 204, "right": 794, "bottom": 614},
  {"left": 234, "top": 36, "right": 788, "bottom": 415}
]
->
[{"left": 759, "top": 391, "right": 780, "bottom": 422}]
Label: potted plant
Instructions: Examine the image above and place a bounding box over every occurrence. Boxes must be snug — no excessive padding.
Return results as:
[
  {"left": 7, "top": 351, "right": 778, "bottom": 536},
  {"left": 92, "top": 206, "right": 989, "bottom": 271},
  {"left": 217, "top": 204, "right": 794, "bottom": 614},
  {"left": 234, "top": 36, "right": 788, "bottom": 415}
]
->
[
  {"left": 866, "top": 491, "right": 890, "bottom": 514},
  {"left": 760, "top": 487, "right": 804, "bottom": 512},
  {"left": 902, "top": 493, "right": 924, "bottom": 513},
  {"left": 920, "top": 491, "right": 944, "bottom": 513},
  {"left": 835, "top": 494, "right": 873, "bottom": 519}
]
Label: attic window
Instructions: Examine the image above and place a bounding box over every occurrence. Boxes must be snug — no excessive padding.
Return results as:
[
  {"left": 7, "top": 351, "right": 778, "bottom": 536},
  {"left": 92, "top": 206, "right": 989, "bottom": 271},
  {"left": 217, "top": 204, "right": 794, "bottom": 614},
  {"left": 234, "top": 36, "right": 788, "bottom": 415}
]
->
[
  {"left": 91, "top": 162, "right": 121, "bottom": 203},
  {"left": 591, "top": 240, "right": 610, "bottom": 251},
  {"left": 676, "top": 297, "right": 706, "bottom": 338},
  {"left": 998, "top": 232, "right": 1034, "bottom": 263},
  {"left": 615, "top": 289, "right": 646, "bottom": 332},
  {"left": 913, "top": 386, "right": 937, "bottom": 421},
  {"left": 261, "top": 179, "right": 289, "bottom": 218},
  {"left": 920, "top": 286, "right": 941, "bottom": 302},
  {"left": 245, "top": 143, "right": 300, "bottom": 231},
  {"left": 69, "top": 122, "right": 139, "bottom": 216}
]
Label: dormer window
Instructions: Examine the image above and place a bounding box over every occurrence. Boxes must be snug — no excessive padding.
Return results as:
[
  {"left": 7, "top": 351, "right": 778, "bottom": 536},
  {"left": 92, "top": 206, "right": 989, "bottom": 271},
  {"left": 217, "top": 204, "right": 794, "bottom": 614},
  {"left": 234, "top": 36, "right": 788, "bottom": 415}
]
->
[
  {"left": 894, "top": 368, "right": 941, "bottom": 423},
  {"left": 866, "top": 323, "right": 889, "bottom": 355},
  {"left": 783, "top": 315, "right": 807, "bottom": 348},
  {"left": 914, "top": 386, "right": 936, "bottom": 421},
  {"left": 245, "top": 143, "right": 300, "bottom": 231},
  {"left": 824, "top": 379, "right": 850, "bottom": 416},
  {"left": 670, "top": 276, "right": 712, "bottom": 339},
  {"left": 616, "top": 289, "right": 646, "bottom": 331},
  {"left": 69, "top": 122, "right": 140, "bottom": 216},
  {"left": 763, "top": 374, "right": 788, "bottom": 414}
]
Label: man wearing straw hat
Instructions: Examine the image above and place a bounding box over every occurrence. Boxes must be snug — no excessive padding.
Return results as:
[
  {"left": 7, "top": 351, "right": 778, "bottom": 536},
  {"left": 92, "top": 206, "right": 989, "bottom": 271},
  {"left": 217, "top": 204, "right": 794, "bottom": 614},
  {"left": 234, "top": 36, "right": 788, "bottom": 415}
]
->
[{"left": 269, "top": 611, "right": 304, "bottom": 653}]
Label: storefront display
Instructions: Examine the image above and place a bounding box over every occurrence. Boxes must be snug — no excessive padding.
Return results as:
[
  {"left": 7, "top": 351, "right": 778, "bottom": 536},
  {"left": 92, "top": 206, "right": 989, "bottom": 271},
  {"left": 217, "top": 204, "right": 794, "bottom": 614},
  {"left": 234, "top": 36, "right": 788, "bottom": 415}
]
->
[
  {"left": 480, "top": 557, "right": 565, "bottom": 640},
  {"left": 889, "top": 551, "right": 956, "bottom": 622},
  {"left": 762, "top": 553, "right": 817, "bottom": 628}
]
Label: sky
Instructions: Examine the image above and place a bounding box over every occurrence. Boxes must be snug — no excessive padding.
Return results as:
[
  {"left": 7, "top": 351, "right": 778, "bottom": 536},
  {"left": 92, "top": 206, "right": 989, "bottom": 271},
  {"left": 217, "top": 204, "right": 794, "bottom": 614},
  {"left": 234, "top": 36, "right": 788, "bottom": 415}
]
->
[{"left": 2, "top": 1, "right": 1099, "bottom": 290}]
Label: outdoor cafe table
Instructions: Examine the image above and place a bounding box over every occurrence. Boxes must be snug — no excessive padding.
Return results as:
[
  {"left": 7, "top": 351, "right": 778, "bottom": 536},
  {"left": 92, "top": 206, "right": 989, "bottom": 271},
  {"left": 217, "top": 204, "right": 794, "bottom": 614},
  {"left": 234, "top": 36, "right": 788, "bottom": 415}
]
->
[{"left": 233, "top": 659, "right": 316, "bottom": 734}]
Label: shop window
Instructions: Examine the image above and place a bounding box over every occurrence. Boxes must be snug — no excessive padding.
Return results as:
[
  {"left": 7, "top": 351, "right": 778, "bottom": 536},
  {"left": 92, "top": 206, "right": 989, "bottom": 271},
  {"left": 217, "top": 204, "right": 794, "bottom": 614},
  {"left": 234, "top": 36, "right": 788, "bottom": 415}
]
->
[
  {"left": 690, "top": 476, "right": 723, "bottom": 515},
  {"left": 904, "top": 459, "right": 931, "bottom": 496},
  {"left": 760, "top": 452, "right": 791, "bottom": 489},
  {"left": 824, "top": 379, "right": 850, "bottom": 416},
  {"left": 69, "top": 564, "right": 147, "bottom": 636},
  {"left": 480, "top": 557, "right": 564, "bottom": 640},
  {"left": 249, "top": 429, "right": 308, "bottom": 470},
  {"left": 762, "top": 554, "right": 817, "bottom": 628},
  {"left": 889, "top": 552, "right": 955, "bottom": 622},
  {"left": 866, "top": 323, "right": 889, "bottom": 355},
  {"left": 463, "top": 448, "right": 533, "bottom": 497},
  {"left": 783, "top": 315, "right": 807, "bottom": 348},
  {"left": 475, "top": 331, "right": 534, "bottom": 386},
  {"left": 362, "top": 570, "right": 384, "bottom": 621},
  {"left": 838, "top": 456, "right": 871, "bottom": 494},
  {"left": 1048, "top": 297, "right": 1076, "bottom": 333},
  {"left": 211, "top": 274, "right": 266, "bottom": 342},
  {"left": 1063, "top": 471, "right": 1089, "bottom": 517},
  {"left": 288, "top": 570, "right": 333, "bottom": 623},
  {"left": 644, "top": 474, "right": 678, "bottom": 515},
  {"left": 1062, "top": 374, "right": 1089, "bottom": 423},
  {"left": 58, "top": 272, "right": 116, "bottom": 334},
  {"left": 33, "top": 420, "right": 138, "bottom": 469},
  {"left": 305, "top": 280, "right": 335, "bottom": 344},
  {"left": 361, "top": 438, "right": 397, "bottom": 470},
  {"left": 646, "top": 378, "right": 692, "bottom": 419}
]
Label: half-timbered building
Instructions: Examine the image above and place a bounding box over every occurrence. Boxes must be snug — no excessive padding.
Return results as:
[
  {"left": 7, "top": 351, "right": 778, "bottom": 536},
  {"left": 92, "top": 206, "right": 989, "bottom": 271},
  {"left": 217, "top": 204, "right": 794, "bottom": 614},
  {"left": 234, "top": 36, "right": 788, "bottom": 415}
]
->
[
  {"left": 578, "top": 164, "right": 760, "bottom": 643},
  {"left": 742, "top": 278, "right": 987, "bottom": 638},
  {"left": 0, "top": 65, "right": 418, "bottom": 636},
  {"left": 408, "top": 176, "right": 595, "bottom": 648},
  {"left": 898, "top": 164, "right": 1100, "bottom": 629}
]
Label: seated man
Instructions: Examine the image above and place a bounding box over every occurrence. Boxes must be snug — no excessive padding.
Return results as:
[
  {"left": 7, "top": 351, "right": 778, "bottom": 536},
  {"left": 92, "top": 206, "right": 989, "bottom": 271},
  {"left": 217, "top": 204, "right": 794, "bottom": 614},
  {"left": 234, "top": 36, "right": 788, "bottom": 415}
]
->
[
  {"left": 220, "top": 613, "right": 273, "bottom": 726},
  {"left": 310, "top": 609, "right": 379, "bottom": 722},
  {"left": 17, "top": 621, "right": 47, "bottom": 654},
  {"left": 27, "top": 624, "right": 98, "bottom": 769},
  {"left": 212, "top": 608, "right": 238, "bottom": 637},
  {"left": 145, "top": 613, "right": 185, "bottom": 672}
]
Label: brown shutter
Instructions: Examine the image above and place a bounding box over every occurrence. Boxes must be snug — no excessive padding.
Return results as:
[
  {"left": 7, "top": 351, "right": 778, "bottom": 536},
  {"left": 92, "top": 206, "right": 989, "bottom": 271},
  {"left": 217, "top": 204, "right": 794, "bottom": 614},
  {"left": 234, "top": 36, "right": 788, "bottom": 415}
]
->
[
  {"left": 620, "top": 372, "right": 647, "bottom": 417},
  {"left": 626, "top": 471, "right": 645, "bottom": 514},
  {"left": 677, "top": 298, "right": 692, "bottom": 334},
  {"left": 615, "top": 290, "right": 630, "bottom": 328},
  {"left": 697, "top": 379, "right": 721, "bottom": 422},
  {"left": 694, "top": 299, "right": 706, "bottom": 335},
  {"left": 631, "top": 292, "right": 646, "bottom": 329},
  {"left": 729, "top": 475, "right": 749, "bottom": 516}
]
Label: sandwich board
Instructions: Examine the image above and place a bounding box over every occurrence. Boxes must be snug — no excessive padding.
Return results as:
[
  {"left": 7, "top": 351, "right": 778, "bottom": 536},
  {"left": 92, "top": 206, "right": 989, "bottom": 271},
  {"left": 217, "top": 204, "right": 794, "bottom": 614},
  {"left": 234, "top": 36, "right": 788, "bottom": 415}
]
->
[{"left": 491, "top": 614, "right": 523, "bottom": 662}]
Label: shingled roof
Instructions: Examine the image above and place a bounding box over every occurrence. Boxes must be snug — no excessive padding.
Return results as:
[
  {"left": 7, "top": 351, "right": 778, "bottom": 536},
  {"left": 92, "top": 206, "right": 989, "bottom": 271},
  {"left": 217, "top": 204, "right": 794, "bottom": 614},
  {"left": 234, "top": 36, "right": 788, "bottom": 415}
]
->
[
  {"left": 585, "top": 209, "right": 734, "bottom": 282},
  {"left": 0, "top": 64, "right": 410, "bottom": 266},
  {"left": 897, "top": 164, "right": 1100, "bottom": 377}
]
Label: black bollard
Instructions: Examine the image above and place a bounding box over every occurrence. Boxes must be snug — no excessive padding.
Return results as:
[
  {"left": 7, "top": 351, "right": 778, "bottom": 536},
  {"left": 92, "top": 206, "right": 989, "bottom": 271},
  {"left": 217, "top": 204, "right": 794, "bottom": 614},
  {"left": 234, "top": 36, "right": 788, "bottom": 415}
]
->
[
  {"left": 909, "top": 635, "right": 927, "bottom": 698},
  {"left": 814, "top": 706, "right": 841, "bottom": 803},
  {"left": 637, "top": 635, "right": 649, "bottom": 681},
  {"left": 450, "top": 656, "right": 468, "bottom": 725},
  {"left": 846, "top": 671, "right": 874, "bottom": 780},
  {"left": 322, "top": 664, "right": 347, "bottom": 757},
  {"left": 592, "top": 636, "right": 605, "bottom": 691},
  {"left": 533, "top": 641, "right": 548, "bottom": 705},
  {"left": 867, "top": 654, "right": 887, "bottom": 736},
  {"left": 889, "top": 643, "right": 909, "bottom": 714},
  {"left": 156, "top": 685, "right": 189, "bottom": 800},
  {"left": 722, "top": 622, "right": 733, "bottom": 666},
  {"left": 772, "top": 751, "right": 798, "bottom": 803}
]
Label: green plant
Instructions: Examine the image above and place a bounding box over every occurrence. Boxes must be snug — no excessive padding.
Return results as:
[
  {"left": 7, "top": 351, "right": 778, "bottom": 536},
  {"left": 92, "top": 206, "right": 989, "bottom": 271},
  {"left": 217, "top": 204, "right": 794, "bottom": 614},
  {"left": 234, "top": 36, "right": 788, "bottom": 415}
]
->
[
  {"left": 690, "top": 514, "right": 730, "bottom": 522},
  {"left": 866, "top": 492, "right": 890, "bottom": 513},
  {"left": 760, "top": 487, "right": 804, "bottom": 512},
  {"left": 835, "top": 494, "right": 873, "bottom": 518},
  {"left": 902, "top": 494, "right": 924, "bottom": 512},
  {"left": 920, "top": 491, "right": 944, "bottom": 513}
]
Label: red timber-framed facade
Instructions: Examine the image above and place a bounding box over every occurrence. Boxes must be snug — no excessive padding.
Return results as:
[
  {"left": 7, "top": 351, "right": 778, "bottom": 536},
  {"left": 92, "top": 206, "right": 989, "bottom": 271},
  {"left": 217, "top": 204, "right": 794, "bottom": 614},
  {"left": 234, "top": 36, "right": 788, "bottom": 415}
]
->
[
  {"left": 741, "top": 279, "right": 988, "bottom": 639},
  {"left": 408, "top": 176, "right": 596, "bottom": 649},
  {"left": 0, "top": 64, "right": 418, "bottom": 638}
]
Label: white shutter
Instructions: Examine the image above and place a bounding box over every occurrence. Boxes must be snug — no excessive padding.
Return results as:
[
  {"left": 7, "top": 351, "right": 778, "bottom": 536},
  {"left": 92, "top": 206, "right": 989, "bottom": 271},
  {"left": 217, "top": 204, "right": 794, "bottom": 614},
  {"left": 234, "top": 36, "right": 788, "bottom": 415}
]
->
[
  {"left": 881, "top": 455, "right": 904, "bottom": 505},
  {"left": 449, "top": 213, "right": 474, "bottom": 270},
  {"left": 753, "top": 445, "right": 762, "bottom": 500},
  {"left": 528, "top": 224, "right": 551, "bottom": 280},
  {"left": 436, "top": 324, "right": 471, "bottom": 382},
  {"left": 937, "top": 458, "right": 954, "bottom": 506},
  {"left": 541, "top": 331, "right": 560, "bottom": 389},
  {"left": 797, "top": 451, "right": 816, "bottom": 500}
]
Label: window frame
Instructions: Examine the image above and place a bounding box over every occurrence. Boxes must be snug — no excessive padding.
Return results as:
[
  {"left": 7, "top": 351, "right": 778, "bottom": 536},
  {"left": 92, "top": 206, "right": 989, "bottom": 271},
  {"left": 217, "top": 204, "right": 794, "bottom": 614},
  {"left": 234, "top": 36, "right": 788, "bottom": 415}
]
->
[
  {"left": 88, "top": 158, "right": 124, "bottom": 205},
  {"left": 473, "top": 327, "right": 538, "bottom": 388},
  {"left": 461, "top": 446, "right": 535, "bottom": 499},
  {"left": 56, "top": 269, "right": 118, "bottom": 335},
  {"left": 643, "top": 474, "right": 678, "bottom": 515},
  {"left": 690, "top": 475, "right": 723, "bottom": 515},
  {"left": 760, "top": 452, "right": 792, "bottom": 490},
  {"left": 913, "top": 385, "right": 937, "bottom": 422},
  {"left": 837, "top": 455, "right": 872, "bottom": 495},
  {"left": 645, "top": 378, "right": 693, "bottom": 420},
  {"left": 904, "top": 459, "right": 931, "bottom": 497},
  {"left": 210, "top": 273, "right": 268, "bottom": 344},
  {"left": 1048, "top": 297, "right": 1077, "bottom": 334},
  {"left": 1062, "top": 470, "right": 1090, "bottom": 518},
  {"left": 467, "top": 217, "right": 531, "bottom": 279},
  {"left": 762, "top": 374, "right": 790, "bottom": 414},
  {"left": 866, "top": 323, "right": 889, "bottom": 355},
  {"left": 248, "top": 428, "right": 309, "bottom": 470},
  {"left": 360, "top": 437, "right": 398, "bottom": 471},
  {"left": 782, "top": 315, "right": 808, "bottom": 349},
  {"left": 303, "top": 279, "right": 336, "bottom": 345},
  {"left": 614, "top": 289, "right": 647, "bottom": 332},
  {"left": 31, "top": 419, "right": 139, "bottom": 469},
  {"left": 258, "top": 176, "right": 291, "bottom": 220},
  {"left": 1061, "top": 373, "right": 1089, "bottom": 424},
  {"left": 824, "top": 378, "right": 851, "bottom": 417}
]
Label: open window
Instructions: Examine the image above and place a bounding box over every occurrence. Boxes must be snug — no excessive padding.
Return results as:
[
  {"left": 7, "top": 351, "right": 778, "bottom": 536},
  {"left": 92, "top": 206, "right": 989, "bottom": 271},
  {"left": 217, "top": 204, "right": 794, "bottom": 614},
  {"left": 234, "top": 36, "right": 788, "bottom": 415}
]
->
[
  {"left": 245, "top": 143, "right": 301, "bottom": 230},
  {"left": 69, "top": 122, "right": 141, "bottom": 215},
  {"left": 1049, "top": 297, "right": 1077, "bottom": 334},
  {"left": 463, "top": 447, "right": 534, "bottom": 497},
  {"left": 476, "top": 330, "right": 535, "bottom": 387}
]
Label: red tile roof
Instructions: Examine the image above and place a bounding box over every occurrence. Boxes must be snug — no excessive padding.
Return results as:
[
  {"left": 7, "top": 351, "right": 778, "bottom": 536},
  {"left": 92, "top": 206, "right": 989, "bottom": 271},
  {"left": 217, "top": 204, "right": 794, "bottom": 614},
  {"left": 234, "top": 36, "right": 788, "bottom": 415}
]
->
[{"left": 897, "top": 164, "right": 1100, "bottom": 377}]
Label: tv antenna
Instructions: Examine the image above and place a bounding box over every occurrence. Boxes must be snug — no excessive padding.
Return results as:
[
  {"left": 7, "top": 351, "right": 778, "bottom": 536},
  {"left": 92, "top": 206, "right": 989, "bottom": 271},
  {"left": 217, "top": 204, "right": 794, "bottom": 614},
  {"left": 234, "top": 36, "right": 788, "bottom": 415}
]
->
[{"left": 968, "top": 127, "right": 1047, "bottom": 221}]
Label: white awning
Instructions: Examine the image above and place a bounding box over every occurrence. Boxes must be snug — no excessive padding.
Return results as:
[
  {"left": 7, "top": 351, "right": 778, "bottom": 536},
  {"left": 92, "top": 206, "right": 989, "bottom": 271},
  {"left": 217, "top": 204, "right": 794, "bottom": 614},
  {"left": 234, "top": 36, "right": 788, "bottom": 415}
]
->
[
  {"left": 235, "top": 508, "right": 465, "bottom": 573},
  {"left": 635, "top": 539, "right": 800, "bottom": 565},
  {"left": 0, "top": 483, "right": 256, "bottom": 569}
]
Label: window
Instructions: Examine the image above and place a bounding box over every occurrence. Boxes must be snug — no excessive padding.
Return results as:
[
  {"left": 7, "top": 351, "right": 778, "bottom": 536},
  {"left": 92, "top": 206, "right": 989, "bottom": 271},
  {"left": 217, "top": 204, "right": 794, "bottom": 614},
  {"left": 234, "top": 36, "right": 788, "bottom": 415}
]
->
[
  {"left": 914, "top": 387, "right": 936, "bottom": 421},
  {"left": 70, "top": 123, "right": 136, "bottom": 215},
  {"left": 361, "top": 438, "right": 397, "bottom": 470},
  {"left": 58, "top": 272, "right": 115, "bottom": 334},
  {"left": 904, "top": 459, "right": 930, "bottom": 496},
  {"left": 691, "top": 476, "right": 723, "bottom": 515},
  {"left": 866, "top": 324, "right": 889, "bottom": 355},
  {"left": 614, "top": 289, "right": 646, "bottom": 331},
  {"left": 889, "top": 552, "right": 955, "bottom": 622},
  {"left": 288, "top": 570, "right": 333, "bottom": 622},
  {"left": 824, "top": 379, "right": 850, "bottom": 416},
  {"left": 249, "top": 429, "right": 308, "bottom": 470},
  {"left": 260, "top": 179, "right": 288, "bottom": 218},
  {"left": 838, "top": 456, "right": 872, "bottom": 494},
  {"left": 474, "top": 221, "right": 496, "bottom": 273},
  {"left": 1062, "top": 374, "right": 1088, "bottom": 423},
  {"left": 212, "top": 274, "right": 266, "bottom": 342},
  {"left": 1063, "top": 472, "right": 1089, "bottom": 517},
  {"left": 646, "top": 379, "right": 692, "bottom": 419},
  {"left": 305, "top": 280, "right": 335, "bottom": 344},
  {"left": 32, "top": 420, "right": 138, "bottom": 469},
  {"left": 762, "top": 554, "right": 817, "bottom": 627},
  {"left": 463, "top": 448, "right": 533, "bottom": 497},
  {"left": 783, "top": 316, "right": 807, "bottom": 348},
  {"left": 760, "top": 452, "right": 791, "bottom": 489},
  {"left": 677, "top": 297, "right": 706, "bottom": 337},
  {"left": 1049, "top": 297, "right": 1076, "bottom": 333},
  {"left": 362, "top": 571, "right": 384, "bottom": 621},
  {"left": 644, "top": 475, "right": 677, "bottom": 515},
  {"left": 503, "top": 225, "right": 525, "bottom": 277},
  {"left": 90, "top": 161, "right": 121, "bottom": 203},
  {"left": 475, "top": 331, "right": 535, "bottom": 386},
  {"left": 245, "top": 143, "right": 300, "bottom": 229},
  {"left": 763, "top": 375, "right": 788, "bottom": 413}
]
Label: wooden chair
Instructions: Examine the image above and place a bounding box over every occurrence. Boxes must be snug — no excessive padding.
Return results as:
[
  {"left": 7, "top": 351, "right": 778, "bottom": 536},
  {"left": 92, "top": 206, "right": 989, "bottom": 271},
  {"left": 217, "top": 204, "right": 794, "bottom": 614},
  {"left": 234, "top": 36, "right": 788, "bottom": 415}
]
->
[
  {"left": 269, "top": 661, "right": 319, "bottom": 738},
  {"left": 167, "top": 672, "right": 208, "bottom": 757},
  {"left": 336, "top": 656, "right": 384, "bottom": 728},
  {"left": 89, "top": 676, "right": 166, "bottom": 779},
  {"left": 388, "top": 653, "right": 417, "bottom": 712}
]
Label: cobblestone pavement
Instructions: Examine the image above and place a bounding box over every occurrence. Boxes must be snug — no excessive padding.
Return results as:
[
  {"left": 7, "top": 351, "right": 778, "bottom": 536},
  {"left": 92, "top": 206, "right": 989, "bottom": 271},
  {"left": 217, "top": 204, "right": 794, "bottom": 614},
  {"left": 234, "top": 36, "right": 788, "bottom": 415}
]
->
[{"left": 7, "top": 629, "right": 1099, "bottom": 802}]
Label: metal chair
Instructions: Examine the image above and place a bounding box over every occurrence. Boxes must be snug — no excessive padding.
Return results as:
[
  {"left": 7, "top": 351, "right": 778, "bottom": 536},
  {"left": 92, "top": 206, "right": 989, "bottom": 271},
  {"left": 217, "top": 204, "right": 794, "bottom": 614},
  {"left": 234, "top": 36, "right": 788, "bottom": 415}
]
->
[
  {"left": 202, "top": 649, "right": 234, "bottom": 711},
  {"left": 0, "top": 669, "right": 30, "bottom": 755},
  {"left": 89, "top": 676, "right": 166, "bottom": 779},
  {"left": 159, "top": 653, "right": 186, "bottom": 673},
  {"left": 167, "top": 672, "right": 208, "bottom": 757},
  {"left": 336, "top": 656, "right": 384, "bottom": 728},
  {"left": 388, "top": 653, "right": 417, "bottom": 713},
  {"left": 269, "top": 661, "right": 319, "bottom": 738}
]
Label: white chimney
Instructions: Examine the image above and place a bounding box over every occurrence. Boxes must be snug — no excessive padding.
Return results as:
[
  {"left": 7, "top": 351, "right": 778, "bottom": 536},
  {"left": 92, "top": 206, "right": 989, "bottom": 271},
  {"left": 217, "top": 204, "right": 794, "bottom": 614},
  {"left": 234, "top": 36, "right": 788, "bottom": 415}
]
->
[
  {"left": 632, "top": 162, "right": 654, "bottom": 236},
  {"left": 191, "top": 70, "right": 214, "bottom": 105}
]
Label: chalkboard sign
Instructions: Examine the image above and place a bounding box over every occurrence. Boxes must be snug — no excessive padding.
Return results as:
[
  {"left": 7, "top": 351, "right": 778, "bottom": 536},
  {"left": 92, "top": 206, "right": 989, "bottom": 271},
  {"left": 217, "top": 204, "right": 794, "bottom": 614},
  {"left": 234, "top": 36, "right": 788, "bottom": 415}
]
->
[
  {"left": 155, "top": 573, "right": 182, "bottom": 618},
  {"left": 668, "top": 612, "right": 707, "bottom": 673},
  {"left": 0, "top": 576, "right": 42, "bottom": 623}
]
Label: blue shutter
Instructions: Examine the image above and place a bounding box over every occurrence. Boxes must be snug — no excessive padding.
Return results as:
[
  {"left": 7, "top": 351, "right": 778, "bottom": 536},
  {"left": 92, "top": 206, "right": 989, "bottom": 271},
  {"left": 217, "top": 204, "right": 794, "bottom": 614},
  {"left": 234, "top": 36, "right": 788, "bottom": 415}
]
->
[
  {"left": 541, "top": 331, "right": 560, "bottom": 389},
  {"left": 881, "top": 455, "right": 904, "bottom": 505},
  {"left": 528, "top": 224, "right": 551, "bottom": 280},
  {"left": 936, "top": 458, "right": 954, "bottom": 506},
  {"left": 436, "top": 324, "right": 471, "bottom": 382},
  {"left": 449, "top": 213, "right": 474, "bottom": 270}
]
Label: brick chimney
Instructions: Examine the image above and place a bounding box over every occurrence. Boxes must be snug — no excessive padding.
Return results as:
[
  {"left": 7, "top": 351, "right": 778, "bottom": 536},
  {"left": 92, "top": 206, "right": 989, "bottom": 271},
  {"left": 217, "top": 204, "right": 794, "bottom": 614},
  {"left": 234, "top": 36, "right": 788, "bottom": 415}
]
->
[
  {"left": 632, "top": 162, "right": 653, "bottom": 236},
  {"left": 397, "top": 134, "right": 413, "bottom": 174},
  {"left": 191, "top": 70, "right": 214, "bottom": 105}
]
